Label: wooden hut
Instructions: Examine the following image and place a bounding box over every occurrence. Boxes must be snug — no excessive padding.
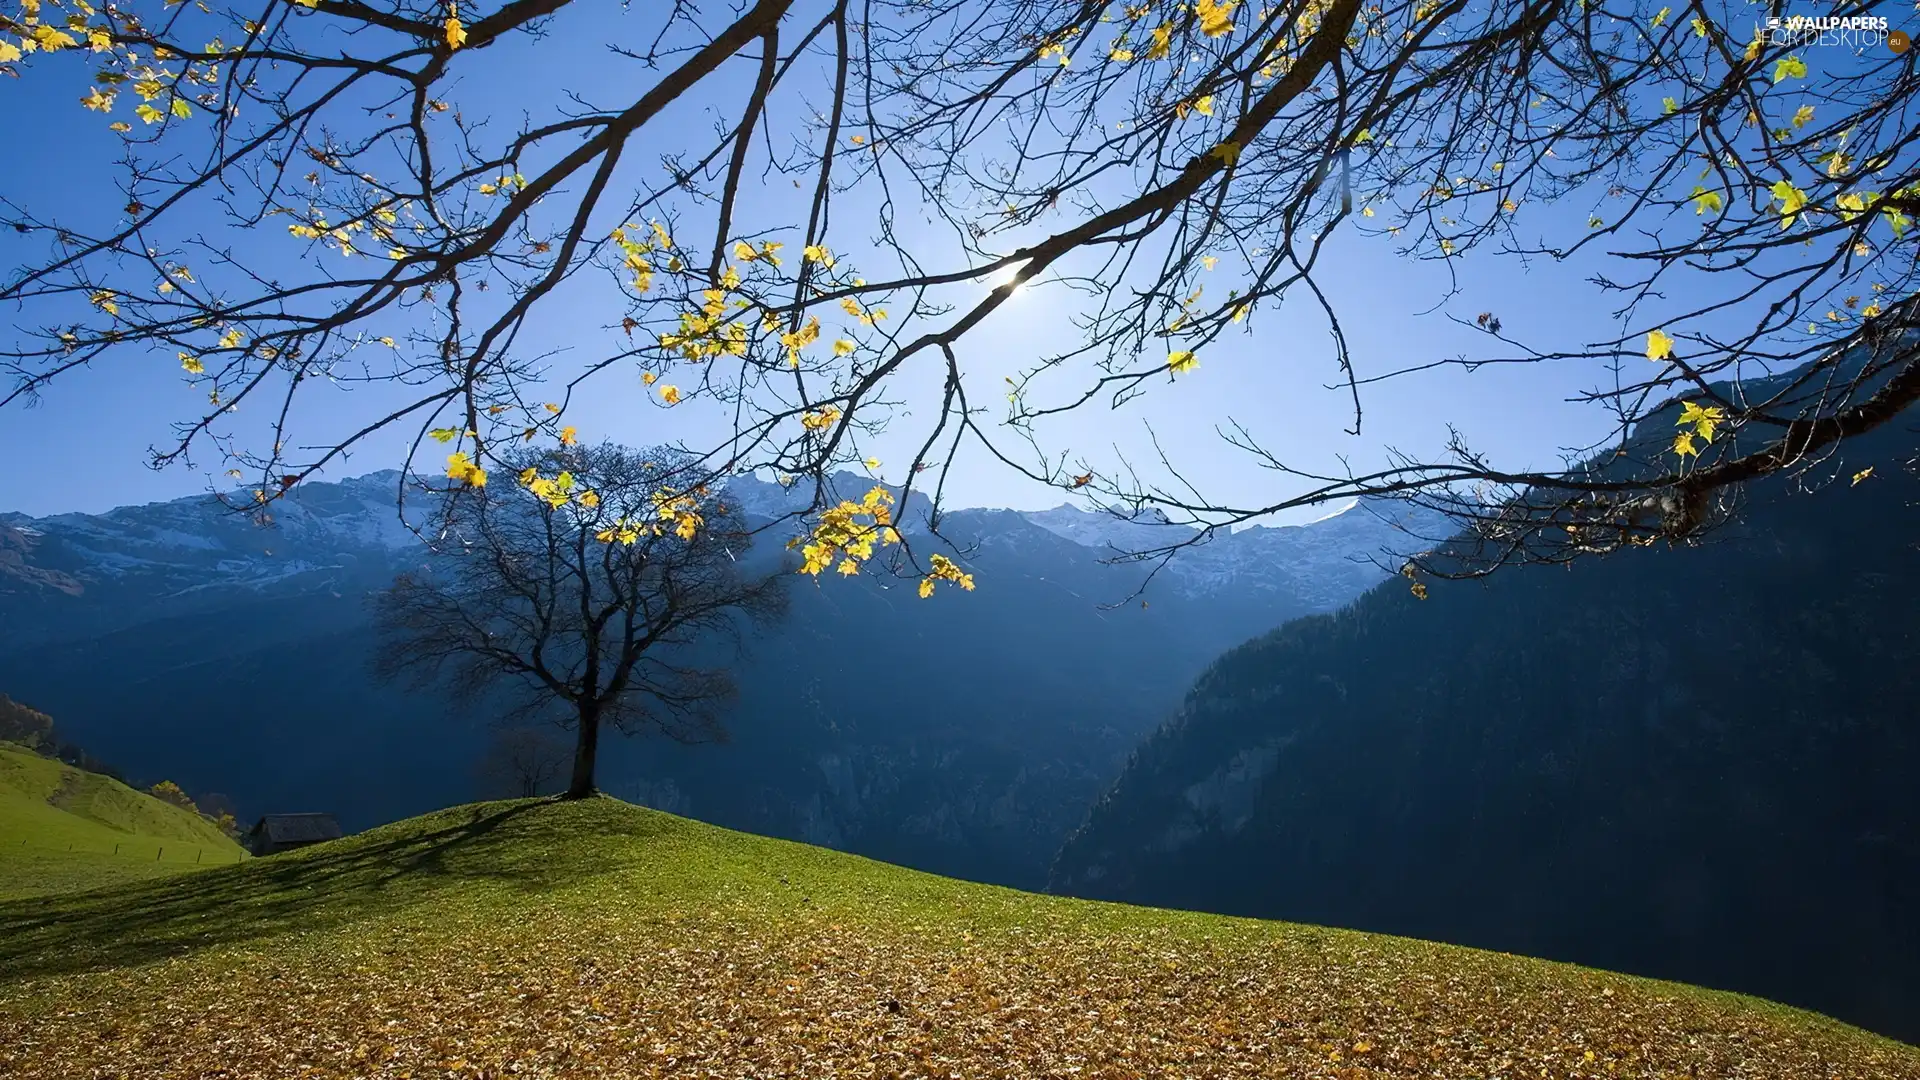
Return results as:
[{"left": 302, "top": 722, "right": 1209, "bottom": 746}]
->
[{"left": 247, "top": 813, "right": 342, "bottom": 856}]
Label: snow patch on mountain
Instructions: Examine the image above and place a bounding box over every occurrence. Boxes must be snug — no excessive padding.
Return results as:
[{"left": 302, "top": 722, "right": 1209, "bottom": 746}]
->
[
  {"left": 1019, "top": 498, "right": 1449, "bottom": 604},
  {"left": 3, "top": 468, "right": 1452, "bottom": 618}
]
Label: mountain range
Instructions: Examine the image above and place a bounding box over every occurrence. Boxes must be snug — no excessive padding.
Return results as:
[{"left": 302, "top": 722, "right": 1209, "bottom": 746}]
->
[{"left": 0, "top": 469, "right": 1439, "bottom": 889}]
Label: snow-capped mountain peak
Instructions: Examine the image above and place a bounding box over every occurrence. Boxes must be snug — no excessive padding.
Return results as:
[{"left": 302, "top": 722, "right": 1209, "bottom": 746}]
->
[{"left": 2, "top": 469, "right": 1453, "bottom": 648}]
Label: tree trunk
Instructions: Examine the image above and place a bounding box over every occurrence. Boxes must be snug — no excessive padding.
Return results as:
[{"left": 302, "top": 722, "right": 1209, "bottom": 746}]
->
[{"left": 565, "top": 704, "right": 600, "bottom": 799}]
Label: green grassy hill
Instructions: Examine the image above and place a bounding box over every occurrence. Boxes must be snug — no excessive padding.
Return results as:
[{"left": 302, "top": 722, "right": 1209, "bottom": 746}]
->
[
  {"left": 0, "top": 742, "right": 246, "bottom": 900},
  {"left": 0, "top": 797, "right": 1912, "bottom": 1078}
]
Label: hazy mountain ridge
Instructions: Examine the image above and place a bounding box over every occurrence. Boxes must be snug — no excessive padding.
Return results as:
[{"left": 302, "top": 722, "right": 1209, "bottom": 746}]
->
[
  {"left": 0, "top": 468, "right": 1438, "bottom": 888},
  {"left": 0, "top": 472, "right": 426, "bottom": 649},
  {"left": 1, "top": 471, "right": 1441, "bottom": 624}
]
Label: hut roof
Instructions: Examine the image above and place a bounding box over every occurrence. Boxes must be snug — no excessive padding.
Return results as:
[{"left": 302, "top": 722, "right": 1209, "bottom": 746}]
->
[{"left": 250, "top": 813, "right": 342, "bottom": 845}]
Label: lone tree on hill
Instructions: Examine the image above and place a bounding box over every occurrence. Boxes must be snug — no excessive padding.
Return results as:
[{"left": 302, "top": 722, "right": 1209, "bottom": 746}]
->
[
  {"left": 1, "top": 0, "right": 1917, "bottom": 587},
  {"left": 475, "top": 726, "right": 571, "bottom": 800},
  {"left": 372, "top": 444, "right": 789, "bottom": 798}
]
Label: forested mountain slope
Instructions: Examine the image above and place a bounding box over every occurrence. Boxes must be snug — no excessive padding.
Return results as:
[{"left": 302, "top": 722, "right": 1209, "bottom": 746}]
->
[{"left": 1051, "top": 421, "right": 1920, "bottom": 1041}]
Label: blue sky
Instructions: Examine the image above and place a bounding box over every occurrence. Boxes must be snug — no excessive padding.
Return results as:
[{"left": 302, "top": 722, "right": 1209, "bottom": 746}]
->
[{"left": 0, "top": 1, "right": 1880, "bottom": 521}]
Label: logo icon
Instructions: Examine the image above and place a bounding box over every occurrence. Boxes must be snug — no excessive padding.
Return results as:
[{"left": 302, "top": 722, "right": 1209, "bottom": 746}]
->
[{"left": 1891, "top": 29, "right": 1911, "bottom": 53}]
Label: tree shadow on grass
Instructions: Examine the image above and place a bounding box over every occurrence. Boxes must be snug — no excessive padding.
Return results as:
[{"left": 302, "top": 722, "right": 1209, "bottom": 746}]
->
[{"left": 0, "top": 796, "right": 671, "bottom": 981}]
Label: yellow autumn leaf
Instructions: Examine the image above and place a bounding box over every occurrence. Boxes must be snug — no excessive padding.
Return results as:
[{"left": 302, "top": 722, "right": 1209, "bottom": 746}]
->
[
  {"left": 1195, "top": 0, "right": 1236, "bottom": 37},
  {"left": 445, "top": 451, "right": 486, "bottom": 487},
  {"left": 178, "top": 352, "right": 205, "bottom": 374},
  {"left": 833, "top": 339, "right": 855, "bottom": 357},
  {"left": 1645, "top": 329, "right": 1675, "bottom": 361},
  {"left": 559, "top": 425, "right": 578, "bottom": 446},
  {"left": 444, "top": 15, "right": 466, "bottom": 49},
  {"left": 1676, "top": 400, "right": 1725, "bottom": 442},
  {"left": 33, "top": 25, "right": 79, "bottom": 50},
  {"left": 1142, "top": 22, "right": 1173, "bottom": 59},
  {"left": 1769, "top": 179, "right": 1808, "bottom": 229},
  {"left": 1168, "top": 351, "right": 1198, "bottom": 374},
  {"left": 660, "top": 384, "right": 681, "bottom": 404},
  {"left": 1681, "top": 401, "right": 1728, "bottom": 443}
]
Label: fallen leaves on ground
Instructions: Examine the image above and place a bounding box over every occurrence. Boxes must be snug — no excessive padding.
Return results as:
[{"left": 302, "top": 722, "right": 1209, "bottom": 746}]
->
[
  {"left": 6, "top": 909, "right": 1914, "bottom": 1079},
  {"left": 1, "top": 800, "right": 1913, "bottom": 1079}
]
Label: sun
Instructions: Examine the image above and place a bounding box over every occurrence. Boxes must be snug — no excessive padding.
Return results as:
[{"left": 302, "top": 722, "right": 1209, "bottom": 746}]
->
[{"left": 987, "top": 262, "right": 1032, "bottom": 297}]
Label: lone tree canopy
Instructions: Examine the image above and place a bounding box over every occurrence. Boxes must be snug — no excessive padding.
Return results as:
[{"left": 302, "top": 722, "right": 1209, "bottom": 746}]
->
[
  {"left": 372, "top": 444, "right": 789, "bottom": 798},
  {"left": 1, "top": 0, "right": 1916, "bottom": 582}
]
